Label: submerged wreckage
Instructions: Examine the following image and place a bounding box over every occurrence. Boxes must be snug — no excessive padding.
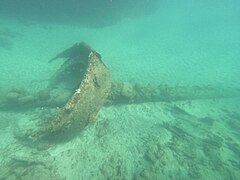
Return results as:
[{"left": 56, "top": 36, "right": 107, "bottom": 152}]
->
[{"left": 0, "top": 42, "right": 240, "bottom": 142}]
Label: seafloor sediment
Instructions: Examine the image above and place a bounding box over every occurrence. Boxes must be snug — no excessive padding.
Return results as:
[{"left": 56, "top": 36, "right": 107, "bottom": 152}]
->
[{"left": 0, "top": 98, "right": 239, "bottom": 179}]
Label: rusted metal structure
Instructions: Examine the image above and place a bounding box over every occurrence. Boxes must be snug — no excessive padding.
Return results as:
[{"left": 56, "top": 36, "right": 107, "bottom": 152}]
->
[
  {"left": 1, "top": 42, "right": 239, "bottom": 143},
  {"left": 28, "top": 42, "right": 111, "bottom": 141}
]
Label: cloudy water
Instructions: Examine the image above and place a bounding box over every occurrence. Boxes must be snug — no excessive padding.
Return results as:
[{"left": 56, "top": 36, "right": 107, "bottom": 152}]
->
[{"left": 0, "top": 0, "right": 240, "bottom": 179}]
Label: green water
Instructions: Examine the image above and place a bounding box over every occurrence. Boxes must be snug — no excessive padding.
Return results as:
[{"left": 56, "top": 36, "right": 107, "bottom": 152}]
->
[{"left": 0, "top": 0, "right": 240, "bottom": 179}]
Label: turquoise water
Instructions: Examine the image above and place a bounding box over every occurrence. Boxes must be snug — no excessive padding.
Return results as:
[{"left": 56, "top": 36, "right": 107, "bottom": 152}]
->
[{"left": 0, "top": 0, "right": 240, "bottom": 179}]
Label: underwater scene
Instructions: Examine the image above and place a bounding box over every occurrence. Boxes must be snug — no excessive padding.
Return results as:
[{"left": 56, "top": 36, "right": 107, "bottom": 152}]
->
[{"left": 0, "top": 0, "right": 240, "bottom": 179}]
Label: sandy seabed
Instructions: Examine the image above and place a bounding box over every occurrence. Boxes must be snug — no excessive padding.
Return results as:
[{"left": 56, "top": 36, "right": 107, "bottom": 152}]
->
[{"left": 0, "top": 98, "right": 240, "bottom": 179}]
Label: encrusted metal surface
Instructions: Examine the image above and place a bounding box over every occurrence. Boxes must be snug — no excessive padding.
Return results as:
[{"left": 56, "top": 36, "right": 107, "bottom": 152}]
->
[{"left": 29, "top": 43, "right": 111, "bottom": 141}]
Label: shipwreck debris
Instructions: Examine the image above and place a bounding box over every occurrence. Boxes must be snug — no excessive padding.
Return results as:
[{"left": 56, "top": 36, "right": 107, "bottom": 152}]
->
[
  {"left": 24, "top": 42, "right": 111, "bottom": 141},
  {"left": 48, "top": 42, "right": 101, "bottom": 63},
  {"left": 1, "top": 42, "right": 240, "bottom": 143}
]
